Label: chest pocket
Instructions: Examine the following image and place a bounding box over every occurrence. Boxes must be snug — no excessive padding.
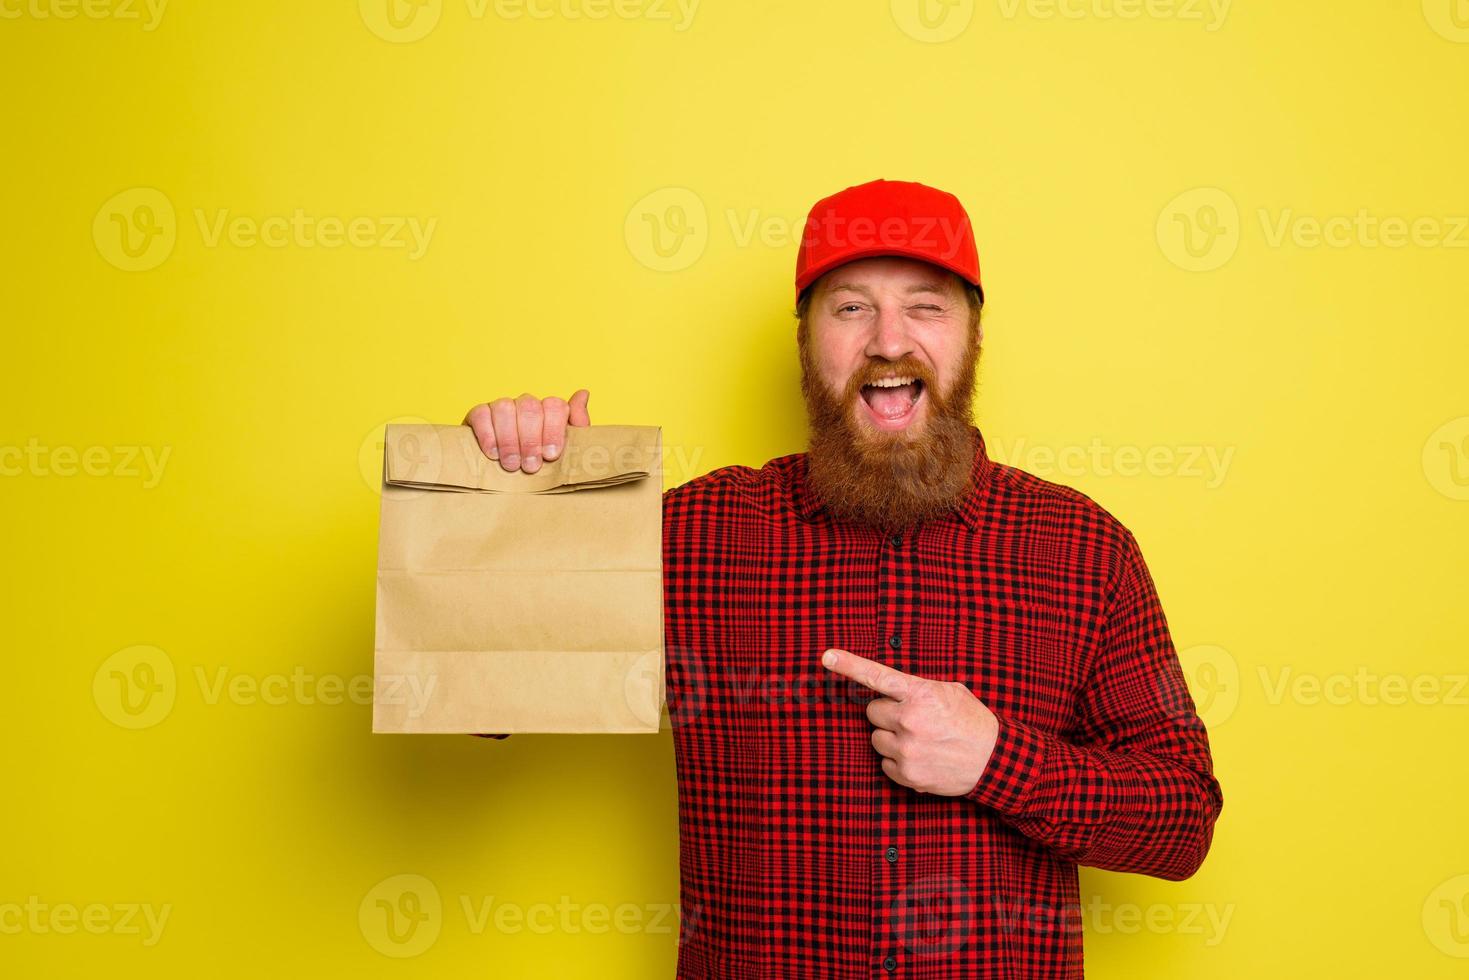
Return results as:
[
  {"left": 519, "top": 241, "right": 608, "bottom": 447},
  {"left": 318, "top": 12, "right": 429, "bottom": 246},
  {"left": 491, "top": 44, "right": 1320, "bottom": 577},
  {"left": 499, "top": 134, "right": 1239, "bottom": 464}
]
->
[{"left": 944, "top": 595, "right": 1089, "bottom": 735}]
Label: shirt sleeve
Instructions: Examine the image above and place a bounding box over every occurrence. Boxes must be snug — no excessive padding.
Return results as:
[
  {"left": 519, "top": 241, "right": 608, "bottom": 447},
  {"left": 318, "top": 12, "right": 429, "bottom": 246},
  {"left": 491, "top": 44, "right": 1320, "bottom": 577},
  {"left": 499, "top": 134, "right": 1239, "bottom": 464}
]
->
[{"left": 964, "top": 529, "right": 1225, "bottom": 881}]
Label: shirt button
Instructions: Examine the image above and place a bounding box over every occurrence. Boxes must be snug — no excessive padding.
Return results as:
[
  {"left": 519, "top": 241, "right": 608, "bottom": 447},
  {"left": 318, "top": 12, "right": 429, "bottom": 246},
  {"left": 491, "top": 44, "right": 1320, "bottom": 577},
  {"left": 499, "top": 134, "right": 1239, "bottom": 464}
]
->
[
  {"left": 884, "top": 845, "right": 899, "bottom": 863},
  {"left": 889, "top": 534, "right": 902, "bottom": 548},
  {"left": 888, "top": 633, "right": 902, "bottom": 650},
  {"left": 883, "top": 954, "right": 898, "bottom": 971}
]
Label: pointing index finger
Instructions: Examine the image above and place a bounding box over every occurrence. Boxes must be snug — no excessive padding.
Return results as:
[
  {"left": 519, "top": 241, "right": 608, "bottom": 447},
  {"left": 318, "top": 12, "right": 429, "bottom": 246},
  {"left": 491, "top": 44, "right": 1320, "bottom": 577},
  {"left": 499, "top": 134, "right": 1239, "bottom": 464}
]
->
[{"left": 821, "top": 648, "right": 915, "bottom": 701}]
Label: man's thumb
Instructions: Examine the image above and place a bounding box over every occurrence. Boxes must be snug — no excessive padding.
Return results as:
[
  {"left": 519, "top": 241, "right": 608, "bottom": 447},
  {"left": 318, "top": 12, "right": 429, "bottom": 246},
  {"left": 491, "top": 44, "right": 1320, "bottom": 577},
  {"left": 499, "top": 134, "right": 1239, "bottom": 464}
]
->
[{"left": 569, "top": 388, "right": 591, "bottom": 427}]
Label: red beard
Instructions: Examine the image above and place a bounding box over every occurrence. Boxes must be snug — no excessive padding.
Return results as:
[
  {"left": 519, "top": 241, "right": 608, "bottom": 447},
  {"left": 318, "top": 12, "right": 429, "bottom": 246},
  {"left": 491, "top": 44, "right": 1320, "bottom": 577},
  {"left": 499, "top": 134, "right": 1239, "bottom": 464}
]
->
[{"left": 798, "top": 324, "right": 981, "bottom": 532}]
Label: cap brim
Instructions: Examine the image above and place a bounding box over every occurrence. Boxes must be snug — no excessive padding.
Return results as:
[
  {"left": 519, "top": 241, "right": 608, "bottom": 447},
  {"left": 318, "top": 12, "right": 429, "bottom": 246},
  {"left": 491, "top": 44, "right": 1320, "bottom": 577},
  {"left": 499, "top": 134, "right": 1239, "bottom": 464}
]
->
[{"left": 795, "top": 246, "right": 981, "bottom": 296}]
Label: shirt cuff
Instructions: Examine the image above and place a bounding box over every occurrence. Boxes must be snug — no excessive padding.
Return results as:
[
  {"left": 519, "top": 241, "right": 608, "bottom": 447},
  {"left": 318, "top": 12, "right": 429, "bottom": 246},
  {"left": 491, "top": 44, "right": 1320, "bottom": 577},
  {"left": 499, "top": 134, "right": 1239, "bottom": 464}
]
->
[{"left": 965, "top": 711, "right": 1049, "bottom": 814}]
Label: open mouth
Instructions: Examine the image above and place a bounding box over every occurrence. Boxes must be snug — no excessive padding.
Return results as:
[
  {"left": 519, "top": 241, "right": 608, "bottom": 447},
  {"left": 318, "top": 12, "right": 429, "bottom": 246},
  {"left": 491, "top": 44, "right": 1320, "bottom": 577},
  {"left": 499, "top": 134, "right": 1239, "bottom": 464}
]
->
[{"left": 858, "top": 376, "right": 925, "bottom": 429}]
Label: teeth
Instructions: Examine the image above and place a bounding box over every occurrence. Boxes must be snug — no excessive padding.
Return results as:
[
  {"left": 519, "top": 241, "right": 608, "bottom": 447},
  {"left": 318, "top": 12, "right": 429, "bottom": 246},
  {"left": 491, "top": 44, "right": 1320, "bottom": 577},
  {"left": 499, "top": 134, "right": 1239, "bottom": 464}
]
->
[{"left": 867, "top": 376, "right": 916, "bottom": 388}]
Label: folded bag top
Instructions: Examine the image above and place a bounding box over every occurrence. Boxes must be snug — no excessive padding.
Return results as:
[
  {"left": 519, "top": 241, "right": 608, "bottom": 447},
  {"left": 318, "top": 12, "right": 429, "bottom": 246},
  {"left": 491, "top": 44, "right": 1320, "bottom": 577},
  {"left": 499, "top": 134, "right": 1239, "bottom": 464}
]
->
[{"left": 383, "top": 423, "right": 658, "bottom": 494}]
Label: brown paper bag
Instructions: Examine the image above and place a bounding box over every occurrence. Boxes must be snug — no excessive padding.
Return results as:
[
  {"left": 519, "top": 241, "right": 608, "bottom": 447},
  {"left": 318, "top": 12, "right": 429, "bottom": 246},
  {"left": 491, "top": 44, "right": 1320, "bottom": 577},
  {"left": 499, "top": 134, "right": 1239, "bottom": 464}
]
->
[{"left": 372, "top": 422, "right": 664, "bottom": 734}]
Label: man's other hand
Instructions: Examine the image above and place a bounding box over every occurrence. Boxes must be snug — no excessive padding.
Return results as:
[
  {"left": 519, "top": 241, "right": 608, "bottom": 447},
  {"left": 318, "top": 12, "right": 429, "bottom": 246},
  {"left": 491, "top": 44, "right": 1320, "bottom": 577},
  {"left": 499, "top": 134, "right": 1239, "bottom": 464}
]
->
[{"left": 821, "top": 648, "right": 999, "bottom": 797}]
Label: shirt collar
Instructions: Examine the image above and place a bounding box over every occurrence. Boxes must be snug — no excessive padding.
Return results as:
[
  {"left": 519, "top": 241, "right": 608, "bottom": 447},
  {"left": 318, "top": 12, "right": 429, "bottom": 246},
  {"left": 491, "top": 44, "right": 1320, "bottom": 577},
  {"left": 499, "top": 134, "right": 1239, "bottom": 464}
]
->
[{"left": 791, "top": 425, "right": 995, "bottom": 531}]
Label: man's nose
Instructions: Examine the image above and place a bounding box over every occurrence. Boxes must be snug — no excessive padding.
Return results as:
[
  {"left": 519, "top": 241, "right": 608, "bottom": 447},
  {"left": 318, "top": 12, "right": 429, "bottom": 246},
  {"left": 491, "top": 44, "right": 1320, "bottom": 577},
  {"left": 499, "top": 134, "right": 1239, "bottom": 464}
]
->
[{"left": 865, "top": 305, "right": 915, "bottom": 361}]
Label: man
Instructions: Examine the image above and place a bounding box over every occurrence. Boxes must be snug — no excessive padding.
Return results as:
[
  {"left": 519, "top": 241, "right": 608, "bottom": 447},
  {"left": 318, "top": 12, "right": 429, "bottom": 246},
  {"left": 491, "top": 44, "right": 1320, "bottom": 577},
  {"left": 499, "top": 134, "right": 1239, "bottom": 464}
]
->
[{"left": 463, "top": 179, "right": 1224, "bottom": 978}]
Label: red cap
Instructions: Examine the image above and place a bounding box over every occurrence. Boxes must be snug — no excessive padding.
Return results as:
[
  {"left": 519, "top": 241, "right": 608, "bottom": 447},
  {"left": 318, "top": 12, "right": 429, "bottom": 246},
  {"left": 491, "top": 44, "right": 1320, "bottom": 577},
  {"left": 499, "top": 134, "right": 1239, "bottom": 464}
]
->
[{"left": 794, "top": 179, "right": 982, "bottom": 302}]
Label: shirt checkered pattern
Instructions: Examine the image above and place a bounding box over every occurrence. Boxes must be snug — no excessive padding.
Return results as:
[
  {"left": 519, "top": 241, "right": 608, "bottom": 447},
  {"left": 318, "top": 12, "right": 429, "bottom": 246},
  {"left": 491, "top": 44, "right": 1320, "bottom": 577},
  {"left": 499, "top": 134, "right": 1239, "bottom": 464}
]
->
[{"left": 662, "top": 425, "right": 1224, "bottom": 979}]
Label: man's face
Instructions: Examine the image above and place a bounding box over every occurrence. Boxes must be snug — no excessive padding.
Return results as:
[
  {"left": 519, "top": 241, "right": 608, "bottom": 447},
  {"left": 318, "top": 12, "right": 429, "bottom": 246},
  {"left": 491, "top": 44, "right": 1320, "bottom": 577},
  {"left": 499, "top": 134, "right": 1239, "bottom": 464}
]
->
[
  {"left": 805, "top": 256, "right": 979, "bottom": 440},
  {"left": 798, "top": 256, "right": 983, "bottom": 530}
]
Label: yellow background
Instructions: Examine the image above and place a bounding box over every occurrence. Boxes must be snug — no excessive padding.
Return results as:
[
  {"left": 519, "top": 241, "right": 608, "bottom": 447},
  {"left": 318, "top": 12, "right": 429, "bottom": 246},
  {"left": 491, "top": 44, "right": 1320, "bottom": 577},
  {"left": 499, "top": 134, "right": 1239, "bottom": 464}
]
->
[{"left": 3, "top": 0, "right": 1467, "bottom": 975}]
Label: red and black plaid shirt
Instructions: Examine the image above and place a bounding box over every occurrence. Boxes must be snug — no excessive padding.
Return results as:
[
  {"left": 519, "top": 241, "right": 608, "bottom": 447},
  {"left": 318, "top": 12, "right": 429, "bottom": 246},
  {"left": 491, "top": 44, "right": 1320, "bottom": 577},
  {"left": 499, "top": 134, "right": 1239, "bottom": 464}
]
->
[{"left": 661, "top": 425, "right": 1224, "bottom": 979}]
